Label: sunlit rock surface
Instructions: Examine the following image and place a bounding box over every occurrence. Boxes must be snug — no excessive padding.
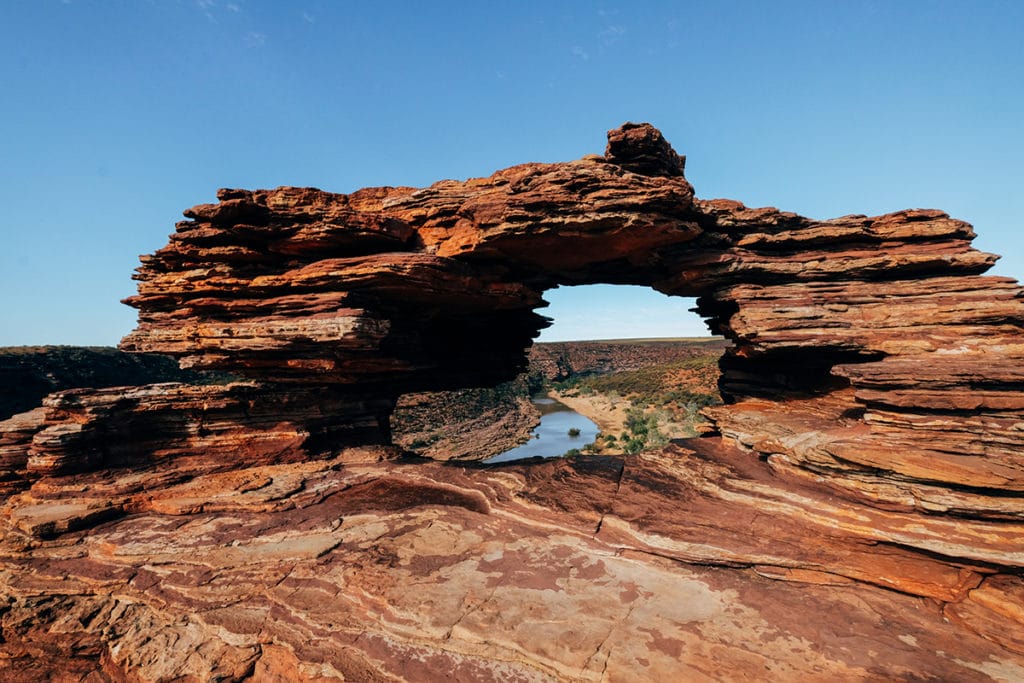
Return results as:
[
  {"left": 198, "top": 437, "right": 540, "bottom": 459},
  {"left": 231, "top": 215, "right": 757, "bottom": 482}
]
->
[
  {"left": 2, "top": 123, "right": 1023, "bottom": 679},
  {"left": 3, "top": 447, "right": 1022, "bottom": 681}
]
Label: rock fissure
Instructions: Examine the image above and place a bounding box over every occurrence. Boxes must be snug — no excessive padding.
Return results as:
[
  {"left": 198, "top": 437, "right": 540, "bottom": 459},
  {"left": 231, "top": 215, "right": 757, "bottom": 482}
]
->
[{"left": 581, "top": 601, "right": 633, "bottom": 678}]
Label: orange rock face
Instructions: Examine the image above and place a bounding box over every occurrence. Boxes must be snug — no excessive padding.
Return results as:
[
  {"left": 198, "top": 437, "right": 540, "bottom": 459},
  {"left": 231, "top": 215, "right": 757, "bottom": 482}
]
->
[{"left": 3, "top": 122, "right": 1024, "bottom": 679}]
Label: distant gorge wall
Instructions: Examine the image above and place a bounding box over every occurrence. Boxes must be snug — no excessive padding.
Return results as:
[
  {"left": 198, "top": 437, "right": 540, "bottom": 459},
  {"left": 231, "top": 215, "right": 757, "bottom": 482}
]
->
[
  {"left": 0, "top": 347, "right": 201, "bottom": 422},
  {"left": 527, "top": 339, "right": 729, "bottom": 382},
  {"left": 3, "top": 122, "right": 1023, "bottom": 559}
]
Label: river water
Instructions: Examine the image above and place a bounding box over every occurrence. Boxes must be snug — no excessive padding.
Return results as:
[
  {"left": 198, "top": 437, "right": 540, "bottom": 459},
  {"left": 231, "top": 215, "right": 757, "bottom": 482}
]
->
[{"left": 485, "top": 396, "right": 599, "bottom": 463}]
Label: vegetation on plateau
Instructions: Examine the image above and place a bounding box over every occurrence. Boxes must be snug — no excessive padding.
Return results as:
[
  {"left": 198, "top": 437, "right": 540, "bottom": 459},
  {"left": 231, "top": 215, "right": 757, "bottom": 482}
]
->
[{"left": 548, "top": 352, "right": 723, "bottom": 456}]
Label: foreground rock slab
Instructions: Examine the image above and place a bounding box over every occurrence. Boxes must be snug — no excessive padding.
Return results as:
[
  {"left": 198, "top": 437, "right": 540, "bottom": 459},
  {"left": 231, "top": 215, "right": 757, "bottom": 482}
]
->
[{"left": 2, "top": 441, "right": 1022, "bottom": 681}]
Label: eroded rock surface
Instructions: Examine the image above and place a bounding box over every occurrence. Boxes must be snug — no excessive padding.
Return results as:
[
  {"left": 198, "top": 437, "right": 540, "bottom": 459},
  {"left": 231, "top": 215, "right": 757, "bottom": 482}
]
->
[
  {"left": 3, "top": 446, "right": 1023, "bottom": 681},
  {"left": 528, "top": 339, "right": 729, "bottom": 383},
  {"left": 3, "top": 123, "right": 1023, "bottom": 679}
]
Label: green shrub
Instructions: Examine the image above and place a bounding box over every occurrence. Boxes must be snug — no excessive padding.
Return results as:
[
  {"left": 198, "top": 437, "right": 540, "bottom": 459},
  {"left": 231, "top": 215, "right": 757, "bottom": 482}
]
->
[
  {"left": 621, "top": 406, "right": 671, "bottom": 454},
  {"left": 623, "top": 437, "right": 646, "bottom": 455},
  {"left": 526, "top": 369, "right": 548, "bottom": 395}
]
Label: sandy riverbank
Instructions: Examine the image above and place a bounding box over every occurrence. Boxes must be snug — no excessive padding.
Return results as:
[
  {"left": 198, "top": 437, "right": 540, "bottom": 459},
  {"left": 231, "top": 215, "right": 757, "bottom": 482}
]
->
[{"left": 547, "top": 389, "right": 630, "bottom": 436}]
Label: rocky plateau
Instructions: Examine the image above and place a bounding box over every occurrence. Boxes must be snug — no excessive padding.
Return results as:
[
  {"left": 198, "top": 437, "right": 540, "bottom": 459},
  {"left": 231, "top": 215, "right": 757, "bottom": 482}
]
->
[{"left": 1, "top": 123, "right": 1023, "bottom": 681}]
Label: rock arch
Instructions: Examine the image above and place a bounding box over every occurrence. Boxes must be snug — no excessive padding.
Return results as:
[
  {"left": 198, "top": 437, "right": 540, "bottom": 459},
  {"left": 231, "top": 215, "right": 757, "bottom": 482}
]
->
[
  {"left": 2, "top": 123, "right": 1021, "bottom": 532},
  {"left": 3, "top": 123, "right": 1024, "bottom": 676},
  {"left": 111, "top": 122, "right": 1024, "bottom": 521}
]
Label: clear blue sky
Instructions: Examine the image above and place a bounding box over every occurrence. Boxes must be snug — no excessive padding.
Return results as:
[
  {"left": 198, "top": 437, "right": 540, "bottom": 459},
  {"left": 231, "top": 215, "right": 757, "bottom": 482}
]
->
[{"left": 2, "top": 1, "right": 1021, "bottom": 345}]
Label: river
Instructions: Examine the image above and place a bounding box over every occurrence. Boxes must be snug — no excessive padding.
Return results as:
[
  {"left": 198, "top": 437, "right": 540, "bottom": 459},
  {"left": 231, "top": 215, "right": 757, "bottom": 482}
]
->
[{"left": 485, "top": 395, "right": 599, "bottom": 463}]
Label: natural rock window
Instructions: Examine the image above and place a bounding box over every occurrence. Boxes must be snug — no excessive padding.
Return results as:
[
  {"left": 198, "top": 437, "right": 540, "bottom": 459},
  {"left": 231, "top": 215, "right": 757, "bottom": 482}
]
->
[{"left": 3, "top": 123, "right": 1023, "bottom": 677}]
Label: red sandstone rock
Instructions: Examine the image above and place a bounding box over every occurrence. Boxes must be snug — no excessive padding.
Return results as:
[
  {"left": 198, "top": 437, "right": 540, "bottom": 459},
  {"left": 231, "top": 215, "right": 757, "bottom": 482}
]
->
[
  {"left": 2, "top": 447, "right": 1023, "bottom": 680},
  {"left": 3, "top": 122, "right": 1024, "bottom": 678},
  {"left": 527, "top": 338, "right": 730, "bottom": 382},
  {"left": 0, "top": 382, "right": 396, "bottom": 502}
]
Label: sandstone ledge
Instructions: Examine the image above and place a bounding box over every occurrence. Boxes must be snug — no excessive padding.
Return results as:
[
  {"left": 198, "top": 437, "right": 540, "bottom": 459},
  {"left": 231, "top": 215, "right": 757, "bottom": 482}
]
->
[{"left": 2, "top": 442, "right": 1022, "bottom": 681}]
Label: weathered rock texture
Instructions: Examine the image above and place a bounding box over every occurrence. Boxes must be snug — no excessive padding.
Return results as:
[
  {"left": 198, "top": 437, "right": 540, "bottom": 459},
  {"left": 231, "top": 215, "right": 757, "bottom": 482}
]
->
[
  {"left": 112, "top": 122, "right": 1022, "bottom": 520},
  {"left": 3, "top": 448, "right": 1023, "bottom": 681},
  {"left": 3, "top": 123, "right": 1024, "bottom": 679}
]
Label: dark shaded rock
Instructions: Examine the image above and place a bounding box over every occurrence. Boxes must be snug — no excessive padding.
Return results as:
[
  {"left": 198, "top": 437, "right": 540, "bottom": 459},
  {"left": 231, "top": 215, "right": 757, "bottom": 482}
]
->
[{"left": 0, "top": 346, "right": 207, "bottom": 421}]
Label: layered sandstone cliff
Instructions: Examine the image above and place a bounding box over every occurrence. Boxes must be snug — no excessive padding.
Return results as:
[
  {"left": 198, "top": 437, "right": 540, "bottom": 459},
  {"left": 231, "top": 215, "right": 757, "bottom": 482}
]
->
[
  {"left": 109, "top": 122, "right": 1024, "bottom": 523},
  {"left": 2, "top": 123, "right": 1022, "bottom": 680}
]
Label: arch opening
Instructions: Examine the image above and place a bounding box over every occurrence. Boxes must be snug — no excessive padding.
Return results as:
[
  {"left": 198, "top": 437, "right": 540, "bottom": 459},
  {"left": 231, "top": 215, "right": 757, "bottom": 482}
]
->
[{"left": 392, "top": 284, "right": 728, "bottom": 463}]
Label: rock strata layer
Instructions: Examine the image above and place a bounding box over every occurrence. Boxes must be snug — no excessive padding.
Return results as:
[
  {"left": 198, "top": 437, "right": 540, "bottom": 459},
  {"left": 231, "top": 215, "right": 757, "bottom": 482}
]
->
[
  {"left": 2, "top": 123, "right": 1023, "bottom": 678},
  {"left": 528, "top": 338, "right": 729, "bottom": 383},
  {"left": 2, "top": 447, "right": 1022, "bottom": 680},
  {"left": 392, "top": 377, "right": 539, "bottom": 461}
]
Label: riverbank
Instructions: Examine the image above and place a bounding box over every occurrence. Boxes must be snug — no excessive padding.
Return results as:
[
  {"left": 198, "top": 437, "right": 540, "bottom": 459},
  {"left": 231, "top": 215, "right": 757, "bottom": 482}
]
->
[
  {"left": 547, "top": 389, "right": 629, "bottom": 436},
  {"left": 485, "top": 396, "right": 598, "bottom": 463}
]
